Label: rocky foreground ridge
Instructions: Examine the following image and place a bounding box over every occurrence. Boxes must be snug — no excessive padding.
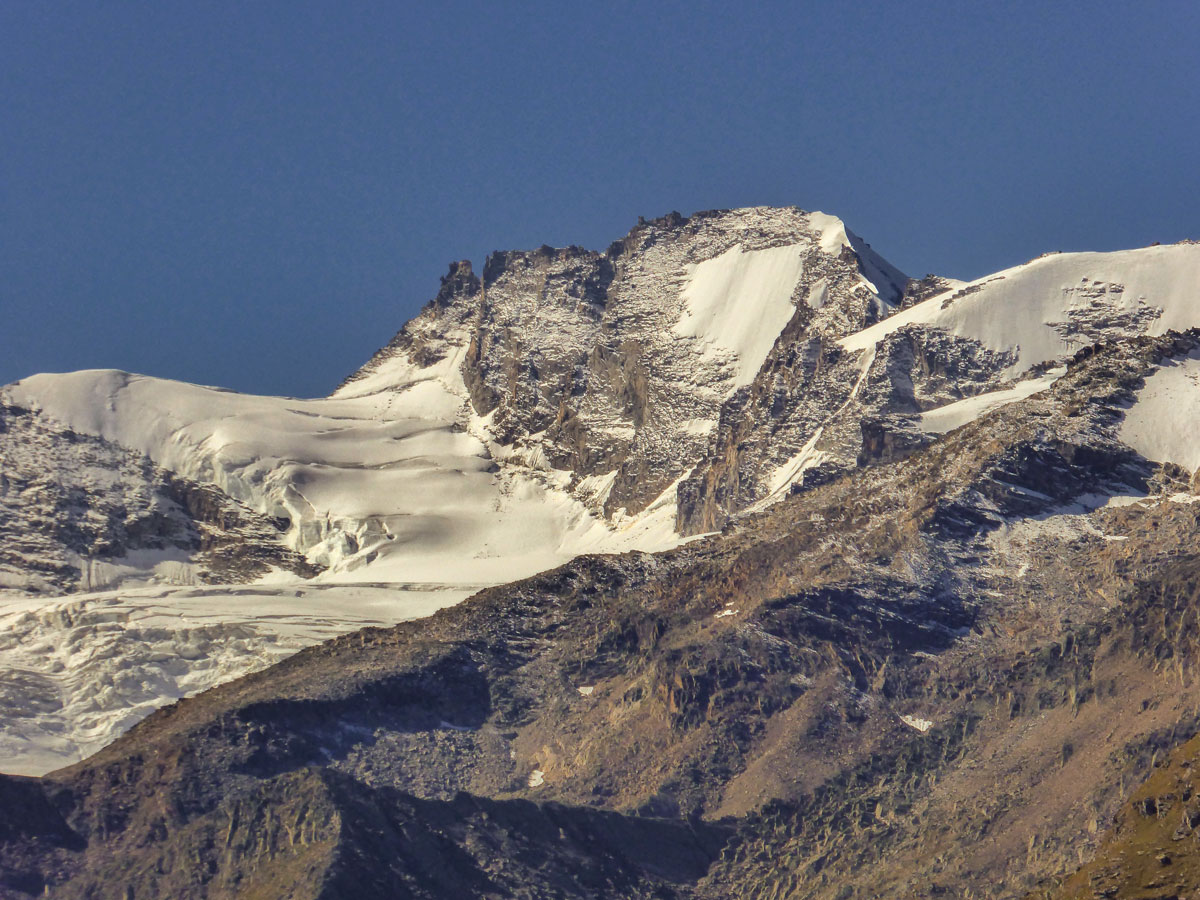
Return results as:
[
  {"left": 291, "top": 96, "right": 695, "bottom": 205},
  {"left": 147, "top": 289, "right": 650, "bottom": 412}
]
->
[{"left": 4, "top": 208, "right": 1200, "bottom": 896}]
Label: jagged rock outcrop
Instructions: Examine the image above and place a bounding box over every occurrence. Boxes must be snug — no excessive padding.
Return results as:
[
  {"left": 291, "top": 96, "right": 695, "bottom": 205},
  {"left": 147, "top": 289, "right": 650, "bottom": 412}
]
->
[{"left": 341, "top": 206, "right": 909, "bottom": 527}]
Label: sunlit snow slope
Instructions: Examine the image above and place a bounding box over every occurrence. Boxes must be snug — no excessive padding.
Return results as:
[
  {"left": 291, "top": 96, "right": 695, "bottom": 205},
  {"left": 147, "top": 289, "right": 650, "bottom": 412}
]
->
[
  {"left": 1120, "top": 348, "right": 1200, "bottom": 474},
  {"left": 5, "top": 362, "right": 669, "bottom": 587},
  {"left": 842, "top": 243, "right": 1200, "bottom": 370}
]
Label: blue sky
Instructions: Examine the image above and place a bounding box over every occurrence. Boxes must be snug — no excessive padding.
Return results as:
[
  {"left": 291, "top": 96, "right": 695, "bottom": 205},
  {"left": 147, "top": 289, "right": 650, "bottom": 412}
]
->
[{"left": 3, "top": 1, "right": 1198, "bottom": 397}]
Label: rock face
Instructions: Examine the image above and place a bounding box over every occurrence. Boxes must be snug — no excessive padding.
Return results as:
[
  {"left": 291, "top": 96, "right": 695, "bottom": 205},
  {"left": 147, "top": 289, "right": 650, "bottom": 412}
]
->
[
  {"left": 8, "top": 208, "right": 1200, "bottom": 897},
  {"left": 0, "top": 401, "right": 316, "bottom": 594},
  {"left": 3, "top": 765, "right": 725, "bottom": 900}
]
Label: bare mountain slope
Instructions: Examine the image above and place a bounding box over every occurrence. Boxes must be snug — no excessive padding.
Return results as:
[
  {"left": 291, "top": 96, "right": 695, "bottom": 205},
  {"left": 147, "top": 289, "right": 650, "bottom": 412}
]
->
[{"left": 10, "top": 332, "right": 1200, "bottom": 897}]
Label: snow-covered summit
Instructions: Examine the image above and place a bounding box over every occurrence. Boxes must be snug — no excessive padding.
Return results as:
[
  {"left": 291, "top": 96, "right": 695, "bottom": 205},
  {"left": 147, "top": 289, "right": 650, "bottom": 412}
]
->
[
  {"left": 343, "top": 206, "right": 909, "bottom": 525},
  {"left": 5, "top": 207, "right": 905, "bottom": 589},
  {"left": 11, "top": 214, "right": 1200, "bottom": 587}
]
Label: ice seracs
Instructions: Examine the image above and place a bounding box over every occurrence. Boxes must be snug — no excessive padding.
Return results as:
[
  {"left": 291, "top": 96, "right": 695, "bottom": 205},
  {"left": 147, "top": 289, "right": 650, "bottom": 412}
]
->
[
  {"left": 0, "top": 581, "right": 472, "bottom": 775},
  {"left": 4, "top": 362, "right": 678, "bottom": 588}
]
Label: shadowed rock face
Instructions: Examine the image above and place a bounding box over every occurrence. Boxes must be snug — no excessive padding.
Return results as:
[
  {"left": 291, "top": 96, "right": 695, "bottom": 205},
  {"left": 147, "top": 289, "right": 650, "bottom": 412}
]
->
[
  {"left": 12, "top": 334, "right": 1200, "bottom": 897},
  {"left": 0, "top": 402, "right": 318, "bottom": 593},
  {"left": 15, "top": 767, "right": 726, "bottom": 900}
]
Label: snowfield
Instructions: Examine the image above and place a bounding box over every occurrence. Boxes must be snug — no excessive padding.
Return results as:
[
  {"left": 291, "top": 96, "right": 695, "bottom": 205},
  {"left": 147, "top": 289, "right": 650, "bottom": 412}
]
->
[
  {"left": 5, "top": 343, "right": 683, "bottom": 586},
  {"left": 917, "top": 367, "right": 1065, "bottom": 434},
  {"left": 841, "top": 243, "right": 1200, "bottom": 372}
]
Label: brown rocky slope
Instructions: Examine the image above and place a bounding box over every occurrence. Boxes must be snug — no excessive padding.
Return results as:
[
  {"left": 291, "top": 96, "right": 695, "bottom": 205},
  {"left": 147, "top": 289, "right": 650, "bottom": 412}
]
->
[{"left": 8, "top": 334, "right": 1200, "bottom": 897}]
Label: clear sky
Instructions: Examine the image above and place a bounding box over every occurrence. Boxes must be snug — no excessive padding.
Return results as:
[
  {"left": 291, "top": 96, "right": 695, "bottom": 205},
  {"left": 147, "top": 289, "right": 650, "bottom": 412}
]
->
[{"left": 3, "top": 1, "right": 1199, "bottom": 397}]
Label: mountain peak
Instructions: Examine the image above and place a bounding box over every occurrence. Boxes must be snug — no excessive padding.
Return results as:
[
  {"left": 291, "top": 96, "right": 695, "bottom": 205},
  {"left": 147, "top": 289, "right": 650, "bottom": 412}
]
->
[
  {"left": 14, "top": 206, "right": 1200, "bottom": 780},
  {"left": 14, "top": 207, "right": 1200, "bottom": 896},
  {"left": 338, "top": 205, "right": 912, "bottom": 524}
]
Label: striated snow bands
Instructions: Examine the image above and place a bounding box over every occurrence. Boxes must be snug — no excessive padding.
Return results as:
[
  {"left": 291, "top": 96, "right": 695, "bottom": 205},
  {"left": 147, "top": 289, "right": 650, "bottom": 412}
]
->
[{"left": 672, "top": 243, "right": 808, "bottom": 390}]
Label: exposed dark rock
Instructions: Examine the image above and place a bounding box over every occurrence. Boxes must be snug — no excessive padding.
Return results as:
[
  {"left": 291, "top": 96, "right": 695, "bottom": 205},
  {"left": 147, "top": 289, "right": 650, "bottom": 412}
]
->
[{"left": 0, "top": 402, "right": 318, "bottom": 593}]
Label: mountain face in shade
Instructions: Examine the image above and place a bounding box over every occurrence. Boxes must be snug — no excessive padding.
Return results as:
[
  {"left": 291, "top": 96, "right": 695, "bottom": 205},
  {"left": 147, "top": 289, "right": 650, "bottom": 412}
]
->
[{"left": 5, "top": 208, "right": 1200, "bottom": 897}]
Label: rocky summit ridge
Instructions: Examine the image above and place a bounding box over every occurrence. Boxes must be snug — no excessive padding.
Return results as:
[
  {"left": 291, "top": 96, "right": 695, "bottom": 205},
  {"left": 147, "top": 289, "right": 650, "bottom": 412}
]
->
[
  {"left": 4, "top": 207, "right": 1200, "bottom": 897},
  {"left": 341, "top": 205, "right": 910, "bottom": 531}
]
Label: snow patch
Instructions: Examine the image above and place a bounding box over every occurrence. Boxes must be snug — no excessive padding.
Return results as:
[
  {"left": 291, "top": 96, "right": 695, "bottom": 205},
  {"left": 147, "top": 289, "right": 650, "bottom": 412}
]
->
[
  {"left": 807, "top": 211, "right": 853, "bottom": 255},
  {"left": 805, "top": 277, "right": 830, "bottom": 310},
  {"left": 673, "top": 244, "right": 806, "bottom": 390},
  {"left": 678, "top": 417, "right": 717, "bottom": 436},
  {"left": 1120, "top": 350, "right": 1200, "bottom": 473},
  {"left": 917, "top": 368, "right": 1065, "bottom": 434}
]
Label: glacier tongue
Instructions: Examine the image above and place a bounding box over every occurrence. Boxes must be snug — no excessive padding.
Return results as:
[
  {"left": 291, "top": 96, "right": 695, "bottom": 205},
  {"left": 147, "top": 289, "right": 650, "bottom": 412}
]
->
[{"left": 0, "top": 582, "right": 474, "bottom": 775}]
